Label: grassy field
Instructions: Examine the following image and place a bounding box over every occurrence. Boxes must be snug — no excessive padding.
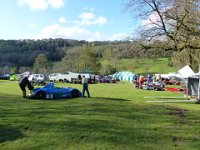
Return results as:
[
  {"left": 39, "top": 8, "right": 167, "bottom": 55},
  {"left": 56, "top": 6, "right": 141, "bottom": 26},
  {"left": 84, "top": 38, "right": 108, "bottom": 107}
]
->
[
  {"left": 102, "top": 58, "right": 177, "bottom": 75},
  {"left": 1, "top": 80, "right": 200, "bottom": 150}
]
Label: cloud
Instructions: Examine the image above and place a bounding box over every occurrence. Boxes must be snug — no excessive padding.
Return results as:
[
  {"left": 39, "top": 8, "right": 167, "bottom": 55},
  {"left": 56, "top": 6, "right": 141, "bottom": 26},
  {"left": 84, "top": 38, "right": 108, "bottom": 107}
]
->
[
  {"left": 17, "top": 0, "right": 64, "bottom": 10},
  {"left": 35, "top": 24, "right": 102, "bottom": 41},
  {"left": 29, "top": 22, "right": 37, "bottom": 28},
  {"left": 83, "top": 7, "right": 95, "bottom": 12},
  {"left": 93, "top": 16, "right": 107, "bottom": 25},
  {"left": 108, "top": 33, "right": 129, "bottom": 41},
  {"left": 59, "top": 17, "right": 66, "bottom": 23},
  {"left": 79, "top": 12, "right": 95, "bottom": 20},
  {"left": 34, "top": 24, "right": 129, "bottom": 41},
  {"left": 77, "top": 12, "right": 107, "bottom": 26},
  {"left": 141, "top": 6, "right": 172, "bottom": 28},
  {"left": 141, "top": 11, "right": 161, "bottom": 27},
  {"left": 48, "top": 0, "right": 64, "bottom": 9}
]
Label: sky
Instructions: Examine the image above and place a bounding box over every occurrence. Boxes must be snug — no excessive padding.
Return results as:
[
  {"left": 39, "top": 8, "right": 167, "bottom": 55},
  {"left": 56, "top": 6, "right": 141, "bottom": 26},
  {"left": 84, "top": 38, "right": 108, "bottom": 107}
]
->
[{"left": 0, "top": 0, "right": 141, "bottom": 41}]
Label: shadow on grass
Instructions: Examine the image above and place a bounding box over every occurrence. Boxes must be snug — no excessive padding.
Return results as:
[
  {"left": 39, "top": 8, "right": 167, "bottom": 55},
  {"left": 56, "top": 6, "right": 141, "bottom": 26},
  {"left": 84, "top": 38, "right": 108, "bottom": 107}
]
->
[
  {"left": 27, "top": 96, "right": 130, "bottom": 102},
  {"left": 94, "top": 97, "right": 130, "bottom": 101},
  {"left": 0, "top": 125, "right": 24, "bottom": 143}
]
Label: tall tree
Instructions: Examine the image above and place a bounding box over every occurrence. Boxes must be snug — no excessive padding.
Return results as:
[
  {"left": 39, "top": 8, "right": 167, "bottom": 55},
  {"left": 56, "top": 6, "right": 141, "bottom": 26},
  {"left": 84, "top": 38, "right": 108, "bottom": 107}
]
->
[
  {"left": 33, "top": 54, "right": 48, "bottom": 73},
  {"left": 125, "top": 0, "right": 200, "bottom": 69},
  {"left": 62, "top": 47, "right": 81, "bottom": 72},
  {"left": 61, "top": 45, "right": 101, "bottom": 74}
]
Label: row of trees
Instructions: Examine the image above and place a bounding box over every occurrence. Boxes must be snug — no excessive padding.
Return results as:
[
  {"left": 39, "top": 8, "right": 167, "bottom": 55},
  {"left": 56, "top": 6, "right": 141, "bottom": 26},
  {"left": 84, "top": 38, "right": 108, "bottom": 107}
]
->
[
  {"left": 0, "top": 39, "right": 89, "bottom": 67},
  {"left": 0, "top": 39, "right": 169, "bottom": 74},
  {"left": 1, "top": 37, "right": 198, "bottom": 75}
]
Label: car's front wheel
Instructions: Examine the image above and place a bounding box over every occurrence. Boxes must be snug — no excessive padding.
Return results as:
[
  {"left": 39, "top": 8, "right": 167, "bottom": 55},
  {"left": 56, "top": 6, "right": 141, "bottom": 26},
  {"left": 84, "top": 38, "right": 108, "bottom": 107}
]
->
[
  {"left": 35, "top": 91, "right": 46, "bottom": 99},
  {"left": 71, "top": 90, "right": 79, "bottom": 98}
]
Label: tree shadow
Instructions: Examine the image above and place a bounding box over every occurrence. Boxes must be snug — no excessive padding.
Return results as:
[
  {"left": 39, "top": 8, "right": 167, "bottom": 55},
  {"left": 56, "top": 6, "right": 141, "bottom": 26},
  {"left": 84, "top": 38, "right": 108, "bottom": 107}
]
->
[
  {"left": 0, "top": 125, "right": 24, "bottom": 143},
  {"left": 94, "top": 97, "right": 130, "bottom": 101}
]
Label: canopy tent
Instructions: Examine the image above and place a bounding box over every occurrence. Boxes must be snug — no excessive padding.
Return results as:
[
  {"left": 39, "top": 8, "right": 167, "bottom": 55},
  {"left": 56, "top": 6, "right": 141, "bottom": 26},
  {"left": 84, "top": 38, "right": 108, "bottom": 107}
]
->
[
  {"left": 178, "top": 65, "right": 195, "bottom": 79},
  {"left": 112, "top": 71, "right": 136, "bottom": 81},
  {"left": 159, "top": 65, "right": 195, "bottom": 81}
]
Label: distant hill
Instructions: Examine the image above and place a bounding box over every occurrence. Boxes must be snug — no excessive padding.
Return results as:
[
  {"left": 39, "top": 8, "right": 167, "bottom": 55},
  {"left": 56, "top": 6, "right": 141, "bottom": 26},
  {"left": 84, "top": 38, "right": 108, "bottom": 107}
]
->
[{"left": 0, "top": 39, "right": 89, "bottom": 67}]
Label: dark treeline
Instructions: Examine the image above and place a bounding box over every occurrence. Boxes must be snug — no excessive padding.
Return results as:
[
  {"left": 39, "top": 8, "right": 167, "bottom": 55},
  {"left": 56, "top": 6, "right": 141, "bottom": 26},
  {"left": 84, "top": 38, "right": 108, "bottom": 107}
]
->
[
  {"left": 0, "top": 39, "right": 144, "bottom": 68},
  {"left": 0, "top": 39, "right": 89, "bottom": 67},
  {"left": 0, "top": 38, "right": 170, "bottom": 74}
]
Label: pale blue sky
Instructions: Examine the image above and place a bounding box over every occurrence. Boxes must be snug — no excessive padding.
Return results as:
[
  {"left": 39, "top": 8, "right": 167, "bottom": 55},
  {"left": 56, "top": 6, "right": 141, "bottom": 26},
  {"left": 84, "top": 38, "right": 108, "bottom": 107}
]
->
[{"left": 0, "top": 0, "right": 141, "bottom": 41}]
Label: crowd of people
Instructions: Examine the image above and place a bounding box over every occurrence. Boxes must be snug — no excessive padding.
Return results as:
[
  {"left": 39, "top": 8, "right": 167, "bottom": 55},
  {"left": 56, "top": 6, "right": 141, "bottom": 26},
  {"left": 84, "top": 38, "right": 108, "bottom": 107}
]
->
[{"left": 132, "top": 74, "right": 162, "bottom": 89}]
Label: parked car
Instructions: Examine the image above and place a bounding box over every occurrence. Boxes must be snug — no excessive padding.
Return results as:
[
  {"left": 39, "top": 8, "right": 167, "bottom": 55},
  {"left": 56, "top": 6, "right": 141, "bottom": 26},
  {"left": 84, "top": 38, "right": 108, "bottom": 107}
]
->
[
  {"left": 28, "top": 82, "right": 82, "bottom": 99},
  {"left": 29, "top": 74, "right": 46, "bottom": 82},
  {"left": 98, "top": 76, "right": 116, "bottom": 83},
  {"left": 48, "top": 73, "right": 59, "bottom": 81},
  {"left": 142, "top": 82, "right": 165, "bottom": 91},
  {"left": 9, "top": 74, "right": 21, "bottom": 81},
  {"left": 28, "top": 74, "right": 46, "bottom": 85},
  {"left": 163, "top": 79, "right": 181, "bottom": 85},
  {"left": 0, "top": 74, "right": 10, "bottom": 80},
  {"left": 48, "top": 72, "right": 93, "bottom": 83}
]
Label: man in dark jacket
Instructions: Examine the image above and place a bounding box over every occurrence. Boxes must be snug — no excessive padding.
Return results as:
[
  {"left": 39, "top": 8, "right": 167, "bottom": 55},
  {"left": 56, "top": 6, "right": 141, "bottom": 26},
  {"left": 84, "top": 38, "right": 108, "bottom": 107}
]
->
[{"left": 19, "top": 72, "right": 34, "bottom": 98}]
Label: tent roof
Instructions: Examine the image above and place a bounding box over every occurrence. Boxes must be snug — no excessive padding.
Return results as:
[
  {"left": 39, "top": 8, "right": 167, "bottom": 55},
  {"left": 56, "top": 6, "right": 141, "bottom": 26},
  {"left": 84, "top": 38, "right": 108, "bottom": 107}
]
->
[
  {"left": 112, "top": 71, "right": 135, "bottom": 77},
  {"left": 178, "top": 65, "right": 195, "bottom": 78}
]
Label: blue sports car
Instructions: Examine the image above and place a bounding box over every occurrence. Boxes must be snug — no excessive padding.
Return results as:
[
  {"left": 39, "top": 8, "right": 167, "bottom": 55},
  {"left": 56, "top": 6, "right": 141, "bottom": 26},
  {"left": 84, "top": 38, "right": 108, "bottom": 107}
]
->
[{"left": 28, "top": 82, "right": 82, "bottom": 99}]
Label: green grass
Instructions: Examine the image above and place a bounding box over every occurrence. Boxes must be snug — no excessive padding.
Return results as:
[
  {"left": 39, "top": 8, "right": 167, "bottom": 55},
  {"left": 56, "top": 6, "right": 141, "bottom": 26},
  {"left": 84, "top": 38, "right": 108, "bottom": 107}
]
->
[
  {"left": 130, "top": 58, "right": 176, "bottom": 75},
  {"left": 1, "top": 80, "right": 200, "bottom": 149},
  {"left": 103, "top": 58, "right": 176, "bottom": 75}
]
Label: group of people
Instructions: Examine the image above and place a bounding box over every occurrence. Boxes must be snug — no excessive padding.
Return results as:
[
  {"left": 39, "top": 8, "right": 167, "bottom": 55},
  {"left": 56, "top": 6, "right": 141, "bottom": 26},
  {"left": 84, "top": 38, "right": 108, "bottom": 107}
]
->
[
  {"left": 132, "top": 74, "right": 160, "bottom": 89},
  {"left": 19, "top": 72, "right": 90, "bottom": 99}
]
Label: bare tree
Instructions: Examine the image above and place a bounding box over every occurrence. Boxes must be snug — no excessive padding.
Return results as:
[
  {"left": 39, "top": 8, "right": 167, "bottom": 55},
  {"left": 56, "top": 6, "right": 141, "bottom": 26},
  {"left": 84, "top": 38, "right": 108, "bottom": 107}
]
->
[{"left": 125, "top": 0, "right": 200, "bottom": 68}]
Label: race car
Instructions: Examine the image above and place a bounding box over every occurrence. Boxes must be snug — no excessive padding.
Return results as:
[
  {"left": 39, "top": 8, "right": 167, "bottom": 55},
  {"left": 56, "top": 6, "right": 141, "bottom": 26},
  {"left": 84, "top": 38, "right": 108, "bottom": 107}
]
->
[
  {"left": 28, "top": 82, "right": 82, "bottom": 99},
  {"left": 142, "top": 82, "right": 165, "bottom": 91}
]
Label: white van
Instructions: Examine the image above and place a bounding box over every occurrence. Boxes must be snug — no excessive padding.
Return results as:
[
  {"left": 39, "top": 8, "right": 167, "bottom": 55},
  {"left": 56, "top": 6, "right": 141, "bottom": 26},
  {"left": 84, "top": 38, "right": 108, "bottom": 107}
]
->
[
  {"left": 49, "top": 73, "right": 57, "bottom": 81},
  {"left": 48, "top": 73, "right": 70, "bottom": 82},
  {"left": 66, "top": 72, "right": 92, "bottom": 83},
  {"left": 48, "top": 72, "right": 92, "bottom": 82},
  {"left": 28, "top": 74, "right": 45, "bottom": 82}
]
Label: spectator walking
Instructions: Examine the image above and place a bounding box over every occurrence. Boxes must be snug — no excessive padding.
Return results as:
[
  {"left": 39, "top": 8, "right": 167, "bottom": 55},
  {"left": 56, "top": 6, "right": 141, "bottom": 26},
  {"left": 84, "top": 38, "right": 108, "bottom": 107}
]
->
[{"left": 82, "top": 75, "right": 90, "bottom": 97}]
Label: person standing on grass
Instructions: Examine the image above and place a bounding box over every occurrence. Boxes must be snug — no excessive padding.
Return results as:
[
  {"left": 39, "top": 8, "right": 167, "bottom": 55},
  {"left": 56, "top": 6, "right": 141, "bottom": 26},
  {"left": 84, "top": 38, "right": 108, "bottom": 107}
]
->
[
  {"left": 138, "top": 75, "right": 143, "bottom": 89},
  {"left": 152, "top": 74, "right": 156, "bottom": 83},
  {"left": 82, "top": 75, "right": 90, "bottom": 97},
  {"left": 78, "top": 74, "right": 82, "bottom": 81},
  {"left": 146, "top": 74, "right": 152, "bottom": 83}
]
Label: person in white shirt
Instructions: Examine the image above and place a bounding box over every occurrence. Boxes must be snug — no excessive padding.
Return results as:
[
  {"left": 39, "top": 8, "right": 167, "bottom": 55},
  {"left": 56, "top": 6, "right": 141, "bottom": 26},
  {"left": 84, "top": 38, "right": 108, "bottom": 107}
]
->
[{"left": 82, "top": 75, "right": 90, "bottom": 97}]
